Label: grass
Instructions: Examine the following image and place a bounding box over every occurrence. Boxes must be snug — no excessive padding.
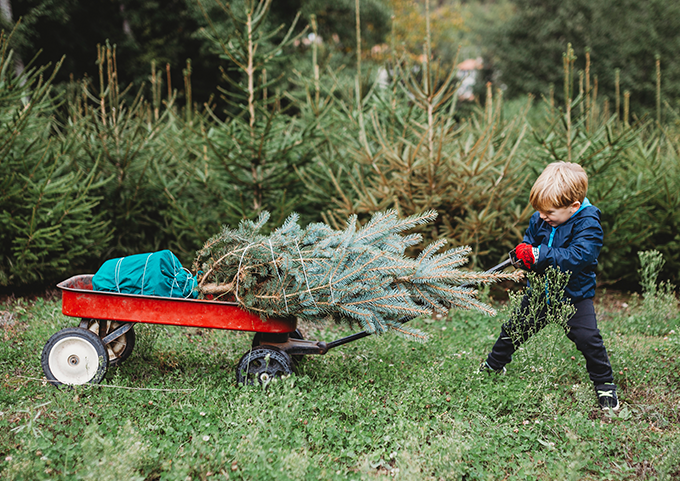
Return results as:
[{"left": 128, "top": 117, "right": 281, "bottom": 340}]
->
[{"left": 1, "top": 287, "right": 679, "bottom": 480}]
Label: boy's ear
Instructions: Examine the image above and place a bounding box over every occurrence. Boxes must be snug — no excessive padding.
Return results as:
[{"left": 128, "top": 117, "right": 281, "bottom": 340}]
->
[{"left": 571, "top": 200, "right": 581, "bottom": 212}]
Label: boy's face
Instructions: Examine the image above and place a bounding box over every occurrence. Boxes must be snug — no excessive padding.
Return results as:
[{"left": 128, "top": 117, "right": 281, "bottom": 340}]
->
[{"left": 539, "top": 201, "right": 581, "bottom": 227}]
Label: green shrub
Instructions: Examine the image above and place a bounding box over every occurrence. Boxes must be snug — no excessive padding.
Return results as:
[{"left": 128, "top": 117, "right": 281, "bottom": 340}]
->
[
  {"left": 61, "top": 44, "right": 177, "bottom": 259},
  {"left": 304, "top": 52, "right": 534, "bottom": 266},
  {"left": 154, "top": 1, "right": 326, "bottom": 262},
  {"left": 0, "top": 34, "right": 110, "bottom": 286},
  {"left": 620, "top": 250, "right": 679, "bottom": 336},
  {"left": 501, "top": 267, "right": 576, "bottom": 404}
]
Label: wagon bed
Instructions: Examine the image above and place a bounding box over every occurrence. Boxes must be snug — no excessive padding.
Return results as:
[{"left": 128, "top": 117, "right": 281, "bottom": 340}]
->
[{"left": 58, "top": 274, "right": 296, "bottom": 333}]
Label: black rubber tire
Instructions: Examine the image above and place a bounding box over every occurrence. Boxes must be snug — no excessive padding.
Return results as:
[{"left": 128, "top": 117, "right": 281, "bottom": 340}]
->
[
  {"left": 41, "top": 327, "right": 109, "bottom": 387},
  {"left": 83, "top": 319, "right": 135, "bottom": 367},
  {"left": 236, "top": 345, "right": 294, "bottom": 386}
]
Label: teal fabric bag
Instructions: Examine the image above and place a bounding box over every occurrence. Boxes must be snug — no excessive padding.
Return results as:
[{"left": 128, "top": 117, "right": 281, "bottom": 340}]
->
[{"left": 92, "top": 250, "right": 198, "bottom": 298}]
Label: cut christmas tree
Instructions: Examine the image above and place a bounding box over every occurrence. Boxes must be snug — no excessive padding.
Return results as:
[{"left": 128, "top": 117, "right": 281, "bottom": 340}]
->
[{"left": 193, "top": 210, "right": 522, "bottom": 339}]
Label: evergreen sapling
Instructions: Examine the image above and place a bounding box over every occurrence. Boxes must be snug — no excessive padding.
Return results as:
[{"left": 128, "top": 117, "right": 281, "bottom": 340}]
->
[{"left": 194, "top": 210, "right": 523, "bottom": 339}]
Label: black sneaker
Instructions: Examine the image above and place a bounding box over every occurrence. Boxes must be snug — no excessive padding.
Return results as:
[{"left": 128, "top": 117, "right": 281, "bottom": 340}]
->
[
  {"left": 479, "top": 360, "right": 506, "bottom": 375},
  {"left": 596, "top": 384, "right": 620, "bottom": 411}
]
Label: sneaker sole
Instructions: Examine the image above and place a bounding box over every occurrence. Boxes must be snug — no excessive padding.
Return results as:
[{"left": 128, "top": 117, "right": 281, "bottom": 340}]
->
[{"left": 601, "top": 400, "right": 620, "bottom": 411}]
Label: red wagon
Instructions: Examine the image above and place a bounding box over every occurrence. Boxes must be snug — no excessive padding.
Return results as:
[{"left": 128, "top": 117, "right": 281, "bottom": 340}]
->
[
  {"left": 42, "top": 274, "right": 358, "bottom": 387},
  {"left": 42, "top": 255, "right": 516, "bottom": 387}
]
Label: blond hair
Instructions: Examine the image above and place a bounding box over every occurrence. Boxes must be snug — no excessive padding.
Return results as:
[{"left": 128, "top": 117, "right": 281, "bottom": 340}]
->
[{"left": 529, "top": 162, "right": 588, "bottom": 211}]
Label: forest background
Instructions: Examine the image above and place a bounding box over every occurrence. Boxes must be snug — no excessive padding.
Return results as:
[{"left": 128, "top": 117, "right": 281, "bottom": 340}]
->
[{"left": 2, "top": 0, "right": 680, "bottom": 293}]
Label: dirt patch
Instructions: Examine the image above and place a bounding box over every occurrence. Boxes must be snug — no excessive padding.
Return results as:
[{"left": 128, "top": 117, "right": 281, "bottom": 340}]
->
[{"left": 595, "top": 289, "right": 635, "bottom": 321}]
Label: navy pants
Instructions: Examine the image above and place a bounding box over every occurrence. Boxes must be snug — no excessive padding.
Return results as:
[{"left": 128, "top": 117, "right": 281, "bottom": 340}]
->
[{"left": 485, "top": 296, "right": 614, "bottom": 385}]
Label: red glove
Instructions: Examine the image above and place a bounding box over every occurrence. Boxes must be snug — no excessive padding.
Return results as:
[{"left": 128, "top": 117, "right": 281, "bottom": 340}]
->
[{"left": 514, "top": 243, "right": 538, "bottom": 270}]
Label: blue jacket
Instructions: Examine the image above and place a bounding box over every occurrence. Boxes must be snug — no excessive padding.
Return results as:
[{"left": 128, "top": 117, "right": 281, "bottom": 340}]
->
[{"left": 523, "top": 198, "right": 603, "bottom": 302}]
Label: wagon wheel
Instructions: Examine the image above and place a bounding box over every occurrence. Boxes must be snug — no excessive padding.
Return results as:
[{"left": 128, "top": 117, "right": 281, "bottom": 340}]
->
[
  {"left": 41, "top": 327, "right": 109, "bottom": 387},
  {"left": 82, "top": 319, "right": 135, "bottom": 367},
  {"left": 252, "top": 329, "right": 304, "bottom": 364},
  {"left": 236, "top": 345, "right": 293, "bottom": 386}
]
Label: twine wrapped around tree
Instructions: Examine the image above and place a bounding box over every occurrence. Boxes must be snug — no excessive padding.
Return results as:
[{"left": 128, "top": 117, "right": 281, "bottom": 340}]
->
[{"left": 193, "top": 210, "right": 522, "bottom": 340}]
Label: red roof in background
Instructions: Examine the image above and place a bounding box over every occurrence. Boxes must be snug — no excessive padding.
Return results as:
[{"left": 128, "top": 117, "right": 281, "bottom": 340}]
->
[{"left": 457, "top": 58, "right": 483, "bottom": 70}]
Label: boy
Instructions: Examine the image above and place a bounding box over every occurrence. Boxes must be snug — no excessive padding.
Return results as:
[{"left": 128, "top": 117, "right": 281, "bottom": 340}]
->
[{"left": 480, "top": 162, "right": 619, "bottom": 411}]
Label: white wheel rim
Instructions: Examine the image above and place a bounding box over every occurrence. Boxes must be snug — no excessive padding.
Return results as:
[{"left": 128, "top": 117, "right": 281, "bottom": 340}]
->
[{"left": 48, "top": 336, "right": 101, "bottom": 385}]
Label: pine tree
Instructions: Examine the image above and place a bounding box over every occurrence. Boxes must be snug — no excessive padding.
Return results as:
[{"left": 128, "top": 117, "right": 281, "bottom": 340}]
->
[
  {"left": 62, "top": 44, "right": 176, "bottom": 258},
  {"left": 194, "top": 210, "right": 522, "bottom": 339},
  {"left": 196, "top": 0, "right": 322, "bottom": 225},
  {"left": 301, "top": 0, "right": 533, "bottom": 266},
  {"left": 528, "top": 46, "right": 658, "bottom": 283},
  {"left": 0, "top": 31, "right": 110, "bottom": 286}
]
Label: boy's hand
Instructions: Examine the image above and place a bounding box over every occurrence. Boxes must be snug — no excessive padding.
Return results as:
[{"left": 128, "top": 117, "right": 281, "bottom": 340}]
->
[{"left": 514, "top": 243, "right": 539, "bottom": 270}]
